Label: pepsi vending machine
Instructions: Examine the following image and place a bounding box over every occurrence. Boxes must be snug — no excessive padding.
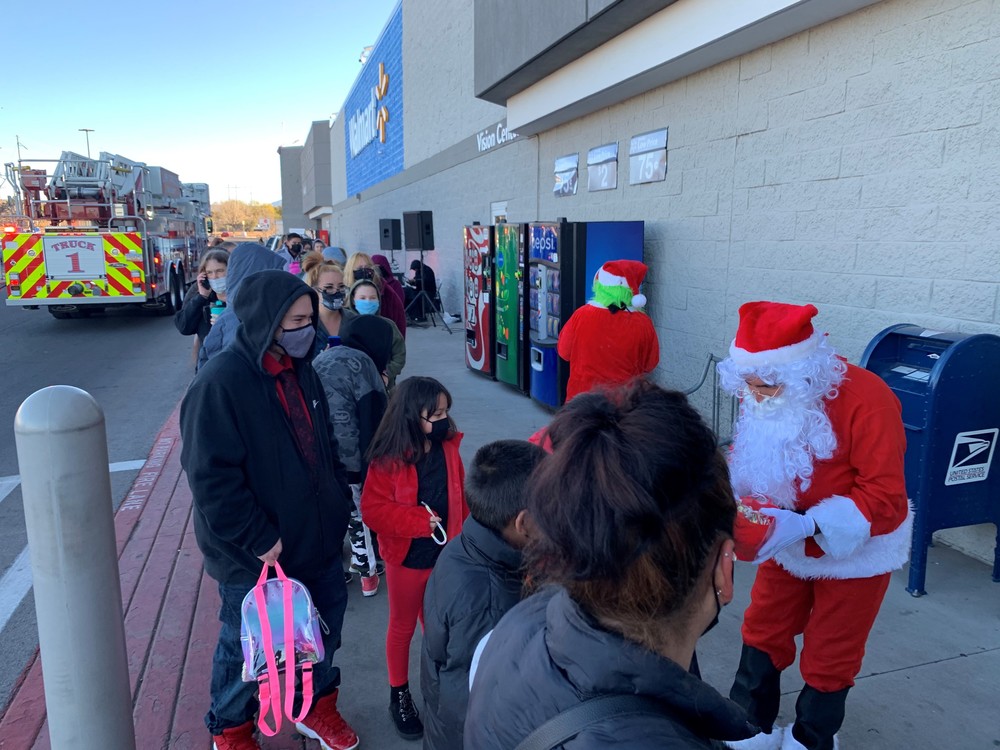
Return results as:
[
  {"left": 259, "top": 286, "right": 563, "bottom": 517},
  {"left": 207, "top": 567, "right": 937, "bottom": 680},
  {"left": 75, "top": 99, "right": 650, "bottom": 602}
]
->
[
  {"left": 527, "top": 220, "right": 645, "bottom": 409},
  {"left": 494, "top": 223, "right": 531, "bottom": 393},
  {"left": 463, "top": 223, "right": 495, "bottom": 378}
]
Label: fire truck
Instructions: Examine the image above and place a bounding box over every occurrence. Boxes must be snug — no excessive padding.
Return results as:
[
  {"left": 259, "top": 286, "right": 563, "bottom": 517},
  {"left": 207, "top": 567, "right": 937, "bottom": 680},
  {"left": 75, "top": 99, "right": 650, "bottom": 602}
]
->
[{"left": 2, "top": 151, "right": 212, "bottom": 318}]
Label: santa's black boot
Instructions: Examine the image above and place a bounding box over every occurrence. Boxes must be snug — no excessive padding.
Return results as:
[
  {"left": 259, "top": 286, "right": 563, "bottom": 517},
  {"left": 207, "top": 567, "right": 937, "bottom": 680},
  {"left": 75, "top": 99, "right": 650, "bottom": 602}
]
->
[
  {"left": 785, "top": 684, "right": 849, "bottom": 750},
  {"left": 726, "top": 645, "right": 783, "bottom": 749}
]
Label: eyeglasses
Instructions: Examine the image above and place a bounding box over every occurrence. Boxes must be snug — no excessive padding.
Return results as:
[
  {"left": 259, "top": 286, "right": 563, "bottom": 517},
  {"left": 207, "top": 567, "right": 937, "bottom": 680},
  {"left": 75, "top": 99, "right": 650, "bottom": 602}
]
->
[{"left": 743, "top": 380, "right": 783, "bottom": 398}]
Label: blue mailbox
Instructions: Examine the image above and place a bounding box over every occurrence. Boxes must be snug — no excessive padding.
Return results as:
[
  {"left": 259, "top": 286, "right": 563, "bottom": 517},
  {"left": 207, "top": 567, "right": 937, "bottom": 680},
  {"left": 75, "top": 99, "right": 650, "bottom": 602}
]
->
[{"left": 861, "top": 325, "right": 1000, "bottom": 596}]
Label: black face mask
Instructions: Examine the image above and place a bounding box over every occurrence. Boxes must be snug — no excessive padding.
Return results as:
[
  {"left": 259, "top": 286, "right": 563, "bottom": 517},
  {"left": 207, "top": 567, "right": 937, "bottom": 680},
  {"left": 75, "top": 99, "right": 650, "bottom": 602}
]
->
[
  {"left": 702, "top": 589, "right": 722, "bottom": 636},
  {"left": 288, "top": 243, "right": 302, "bottom": 257},
  {"left": 321, "top": 289, "right": 345, "bottom": 311},
  {"left": 424, "top": 417, "right": 450, "bottom": 443},
  {"left": 702, "top": 548, "right": 730, "bottom": 636},
  {"left": 355, "top": 267, "right": 376, "bottom": 281}
]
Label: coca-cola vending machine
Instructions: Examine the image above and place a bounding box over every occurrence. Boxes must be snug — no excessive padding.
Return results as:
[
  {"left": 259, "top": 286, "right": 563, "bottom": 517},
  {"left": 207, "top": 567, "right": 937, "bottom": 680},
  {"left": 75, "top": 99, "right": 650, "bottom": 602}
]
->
[{"left": 463, "top": 223, "right": 495, "bottom": 378}]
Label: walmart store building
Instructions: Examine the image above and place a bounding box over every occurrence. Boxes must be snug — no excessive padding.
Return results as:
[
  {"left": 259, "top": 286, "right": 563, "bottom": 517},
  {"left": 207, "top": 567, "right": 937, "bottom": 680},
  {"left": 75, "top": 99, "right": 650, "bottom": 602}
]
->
[{"left": 281, "top": 0, "right": 1000, "bottom": 558}]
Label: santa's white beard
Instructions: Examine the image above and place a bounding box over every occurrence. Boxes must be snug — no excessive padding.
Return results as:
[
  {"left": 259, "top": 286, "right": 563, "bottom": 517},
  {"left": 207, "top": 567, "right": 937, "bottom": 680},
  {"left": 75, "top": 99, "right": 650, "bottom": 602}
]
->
[{"left": 728, "top": 390, "right": 837, "bottom": 509}]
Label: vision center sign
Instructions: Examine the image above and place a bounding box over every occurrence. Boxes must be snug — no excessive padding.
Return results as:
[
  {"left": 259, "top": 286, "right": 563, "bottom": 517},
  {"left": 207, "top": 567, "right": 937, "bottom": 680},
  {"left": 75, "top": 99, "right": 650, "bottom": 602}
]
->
[{"left": 345, "top": 5, "right": 404, "bottom": 196}]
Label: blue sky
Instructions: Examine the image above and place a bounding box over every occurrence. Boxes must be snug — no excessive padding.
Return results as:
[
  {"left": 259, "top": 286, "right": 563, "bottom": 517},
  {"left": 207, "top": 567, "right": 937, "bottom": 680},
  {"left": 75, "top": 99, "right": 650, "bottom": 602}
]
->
[{"left": 1, "top": 0, "right": 397, "bottom": 206}]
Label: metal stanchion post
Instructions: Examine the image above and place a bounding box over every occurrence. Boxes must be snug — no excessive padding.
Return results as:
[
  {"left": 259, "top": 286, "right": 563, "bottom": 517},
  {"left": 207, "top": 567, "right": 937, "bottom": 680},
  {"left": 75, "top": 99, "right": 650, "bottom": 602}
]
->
[{"left": 14, "top": 386, "right": 136, "bottom": 749}]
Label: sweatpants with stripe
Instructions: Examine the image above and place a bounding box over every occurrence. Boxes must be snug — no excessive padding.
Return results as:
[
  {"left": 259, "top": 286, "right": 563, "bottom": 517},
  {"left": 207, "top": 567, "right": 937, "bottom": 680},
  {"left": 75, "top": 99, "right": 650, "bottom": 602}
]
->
[{"left": 348, "top": 483, "right": 378, "bottom": 575}]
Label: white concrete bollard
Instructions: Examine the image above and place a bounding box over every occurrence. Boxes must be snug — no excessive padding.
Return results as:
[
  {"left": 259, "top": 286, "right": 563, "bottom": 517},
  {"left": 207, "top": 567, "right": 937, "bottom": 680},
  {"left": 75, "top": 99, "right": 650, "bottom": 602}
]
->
[{"left": 14, "top": 386, "right": 136, "bottom": 750}]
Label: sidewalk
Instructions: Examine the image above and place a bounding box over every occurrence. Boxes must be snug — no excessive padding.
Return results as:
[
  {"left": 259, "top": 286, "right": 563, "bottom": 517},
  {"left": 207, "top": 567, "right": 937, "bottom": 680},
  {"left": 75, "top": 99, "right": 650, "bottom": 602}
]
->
[{"left": 1, "top": 324, "right": 998, "bottom": 748}]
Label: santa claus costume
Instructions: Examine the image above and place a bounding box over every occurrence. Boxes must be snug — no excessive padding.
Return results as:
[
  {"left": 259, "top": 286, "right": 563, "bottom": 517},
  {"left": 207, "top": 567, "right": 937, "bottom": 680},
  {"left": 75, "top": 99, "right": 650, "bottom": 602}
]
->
[
  {"left": 557, "top": 259, "right": 659, "bottom": 401},
  {"left": 719, "top": 301, "right": 911, "bottom": 750}
]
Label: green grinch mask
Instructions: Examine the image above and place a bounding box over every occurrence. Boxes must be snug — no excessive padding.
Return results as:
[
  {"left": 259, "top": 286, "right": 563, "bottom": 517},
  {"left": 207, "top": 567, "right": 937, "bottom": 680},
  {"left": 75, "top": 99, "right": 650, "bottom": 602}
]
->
[{"left": 592, "top": 279, "right": 641, "bottom": 311}]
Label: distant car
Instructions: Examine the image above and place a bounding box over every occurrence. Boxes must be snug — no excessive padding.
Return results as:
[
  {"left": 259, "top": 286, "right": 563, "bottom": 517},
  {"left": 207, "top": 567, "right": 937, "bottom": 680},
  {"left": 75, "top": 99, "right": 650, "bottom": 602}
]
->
[{"left": 264, "top": 235, "right": 283, "bottom": 253}]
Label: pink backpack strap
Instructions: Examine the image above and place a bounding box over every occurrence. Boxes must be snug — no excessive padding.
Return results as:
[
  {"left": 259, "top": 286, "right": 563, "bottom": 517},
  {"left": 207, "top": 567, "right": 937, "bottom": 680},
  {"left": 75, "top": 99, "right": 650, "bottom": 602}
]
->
[
  {"left": 254, "top": 563, "right": 283, "bottom": 736},
  {"left": 274, "top": 562, "right": 314, "bottom": 722}
]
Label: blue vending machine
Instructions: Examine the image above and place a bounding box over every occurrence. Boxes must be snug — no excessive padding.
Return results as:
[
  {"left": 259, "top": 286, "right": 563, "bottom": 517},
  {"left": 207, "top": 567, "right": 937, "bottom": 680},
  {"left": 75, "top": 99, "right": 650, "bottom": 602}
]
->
[{"left": 527, "top": 220, "right": 645, "bottom": 409}]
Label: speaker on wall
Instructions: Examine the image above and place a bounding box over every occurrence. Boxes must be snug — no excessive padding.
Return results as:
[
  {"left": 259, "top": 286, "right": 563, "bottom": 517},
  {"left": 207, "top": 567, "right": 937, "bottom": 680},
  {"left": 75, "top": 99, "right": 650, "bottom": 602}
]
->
[
  {"left": 379, "top": 218, "right": 401, "bottom": 250},
  {"left": 403, "top": 210, "right": 434, "bottom": 251}
]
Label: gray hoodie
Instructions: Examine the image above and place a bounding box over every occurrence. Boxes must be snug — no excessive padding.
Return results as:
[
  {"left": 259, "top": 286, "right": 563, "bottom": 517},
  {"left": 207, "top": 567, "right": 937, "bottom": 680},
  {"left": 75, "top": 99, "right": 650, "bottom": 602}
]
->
[{"left": 198, "top": 242, "right": 287, "bottom": 367}]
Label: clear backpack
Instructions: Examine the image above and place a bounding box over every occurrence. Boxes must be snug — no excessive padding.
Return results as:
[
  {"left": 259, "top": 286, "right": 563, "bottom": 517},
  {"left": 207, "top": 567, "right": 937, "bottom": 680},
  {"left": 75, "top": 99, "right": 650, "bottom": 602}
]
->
[{"left": 240, "top": 561, "right": 326, "bottom": 736}]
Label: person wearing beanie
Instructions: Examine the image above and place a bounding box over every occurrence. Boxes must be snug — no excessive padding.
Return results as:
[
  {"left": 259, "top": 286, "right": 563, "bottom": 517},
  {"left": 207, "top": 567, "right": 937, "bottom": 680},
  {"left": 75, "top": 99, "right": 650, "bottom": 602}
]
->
[
  {"left": 556, "top": 259, "right": 660, "bottom": 401},
  {"left": 717, "top": 301, "right": 910, "bottom": 750},
  {"left": 313, "top": 314, "right": 395, "bottom": 598}
]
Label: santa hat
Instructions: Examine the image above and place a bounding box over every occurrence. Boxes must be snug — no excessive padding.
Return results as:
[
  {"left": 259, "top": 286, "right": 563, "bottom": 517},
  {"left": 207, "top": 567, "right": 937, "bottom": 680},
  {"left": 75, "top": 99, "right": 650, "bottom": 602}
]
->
[
  {"left": 729, "top": 301, "right": 823, "bottom": 368},
  {"left": 594, "top": 260, "right": 648, "bottom": 308}
]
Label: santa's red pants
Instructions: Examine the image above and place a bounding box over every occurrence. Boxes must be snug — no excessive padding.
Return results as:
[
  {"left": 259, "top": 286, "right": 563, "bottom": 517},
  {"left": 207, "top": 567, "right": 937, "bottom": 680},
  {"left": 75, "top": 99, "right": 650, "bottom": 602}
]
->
[{"left": 742, "top": 561, "right": 891, "bottom": 692}]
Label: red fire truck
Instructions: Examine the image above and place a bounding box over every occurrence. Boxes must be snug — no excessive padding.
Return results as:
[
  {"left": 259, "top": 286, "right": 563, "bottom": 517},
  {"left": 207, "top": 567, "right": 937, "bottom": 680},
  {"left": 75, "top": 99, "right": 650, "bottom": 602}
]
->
[{"left": 2, "top": 151, "right": 211, "bottom": 318}]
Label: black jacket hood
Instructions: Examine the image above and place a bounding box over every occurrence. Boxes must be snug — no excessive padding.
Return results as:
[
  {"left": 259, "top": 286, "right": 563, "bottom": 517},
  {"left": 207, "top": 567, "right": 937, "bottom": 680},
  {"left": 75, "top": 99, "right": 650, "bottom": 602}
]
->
[
  {"left": 340, "top": 314, "right": 393, "bottom": 373},
  {"left": 233, "top": 270, "right": 318, "bottom": 368}
]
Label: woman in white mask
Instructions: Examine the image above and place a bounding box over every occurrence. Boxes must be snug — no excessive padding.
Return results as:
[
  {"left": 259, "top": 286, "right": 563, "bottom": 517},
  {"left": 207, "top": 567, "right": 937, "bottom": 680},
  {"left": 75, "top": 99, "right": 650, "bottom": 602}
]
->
[{"left": 175, "top": 248, "right": 231, "bottom": 367}]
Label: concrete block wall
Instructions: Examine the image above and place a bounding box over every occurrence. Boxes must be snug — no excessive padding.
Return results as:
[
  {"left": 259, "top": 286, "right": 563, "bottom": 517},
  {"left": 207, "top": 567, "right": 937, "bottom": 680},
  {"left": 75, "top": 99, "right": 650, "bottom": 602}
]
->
[
  {"left": 403, "top": 0, "right": 508, "bottom": 166},
  {"left": 530, "top": 0, "right": 1000, "bottom": 393},
  {"left": 327, "top": 0, "right": 1000, "bottom": 393}
]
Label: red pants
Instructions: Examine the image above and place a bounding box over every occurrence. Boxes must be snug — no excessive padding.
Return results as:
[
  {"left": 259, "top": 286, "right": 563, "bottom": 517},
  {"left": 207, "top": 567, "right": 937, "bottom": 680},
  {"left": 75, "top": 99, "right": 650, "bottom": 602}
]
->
[
  {"left": 742, "top": 561, "right": 891, "bottom": 692},
  {"left": 385, "top": 563, "right": 433, "bottom": 687}
]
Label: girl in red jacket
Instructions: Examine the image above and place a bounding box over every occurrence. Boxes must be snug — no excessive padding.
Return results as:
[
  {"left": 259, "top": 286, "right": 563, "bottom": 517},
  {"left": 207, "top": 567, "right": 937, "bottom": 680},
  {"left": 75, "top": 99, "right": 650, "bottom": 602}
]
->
[{"left": 361, "top": 376, "right": 468, "bottom": 741}]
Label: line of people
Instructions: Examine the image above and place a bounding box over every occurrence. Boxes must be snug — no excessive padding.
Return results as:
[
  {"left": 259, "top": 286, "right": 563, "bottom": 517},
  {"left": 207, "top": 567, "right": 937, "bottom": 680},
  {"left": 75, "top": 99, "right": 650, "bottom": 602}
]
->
[{"left": 177, "top": 254, "right": 909, "bottom": 750}]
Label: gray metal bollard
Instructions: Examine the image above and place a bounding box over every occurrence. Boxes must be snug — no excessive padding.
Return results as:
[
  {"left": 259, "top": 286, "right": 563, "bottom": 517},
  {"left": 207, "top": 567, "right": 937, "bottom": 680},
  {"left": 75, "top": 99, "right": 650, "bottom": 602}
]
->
[{"left": 14, "top": 386, "right": 136, "bottom": 750}]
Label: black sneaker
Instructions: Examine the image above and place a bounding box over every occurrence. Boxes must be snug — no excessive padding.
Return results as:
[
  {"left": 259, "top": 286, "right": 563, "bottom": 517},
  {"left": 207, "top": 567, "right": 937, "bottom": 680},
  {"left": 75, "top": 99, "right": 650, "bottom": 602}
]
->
[
  {"left": 344, "top": 570, "right": 354, "bottom": 584},
  {"left": 389, "top": 683, "right": 423, "bottom": 741}
]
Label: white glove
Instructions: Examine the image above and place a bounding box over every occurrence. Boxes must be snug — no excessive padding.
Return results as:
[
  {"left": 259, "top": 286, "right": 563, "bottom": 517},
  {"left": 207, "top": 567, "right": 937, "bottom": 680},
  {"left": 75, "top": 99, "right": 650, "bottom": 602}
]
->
[{"left": 753, "top": 507, "right": 816, "bottom": 563}]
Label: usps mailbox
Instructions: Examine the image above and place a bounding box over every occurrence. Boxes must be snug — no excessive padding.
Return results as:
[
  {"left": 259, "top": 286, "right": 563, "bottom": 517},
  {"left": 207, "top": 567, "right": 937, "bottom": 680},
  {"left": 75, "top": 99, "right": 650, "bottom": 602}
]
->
[{"left": 861, "top": 325, "right": 1000, "bottom": 595}]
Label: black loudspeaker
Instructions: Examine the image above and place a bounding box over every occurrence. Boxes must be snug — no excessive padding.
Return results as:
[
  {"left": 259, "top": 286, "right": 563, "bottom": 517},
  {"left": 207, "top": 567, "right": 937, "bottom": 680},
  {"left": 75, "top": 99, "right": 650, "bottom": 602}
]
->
[
  {"left": 403, "top": 210, "right": 434, "bottom": 250},
  {"left": 379, "top": 218, "right": 401, "bottom": 250}
]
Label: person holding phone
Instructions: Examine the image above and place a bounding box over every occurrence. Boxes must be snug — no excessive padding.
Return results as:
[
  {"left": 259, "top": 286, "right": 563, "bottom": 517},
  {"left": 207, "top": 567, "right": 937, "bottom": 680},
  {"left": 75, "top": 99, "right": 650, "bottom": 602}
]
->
[{"left": 175, "top": 249, "right": 231, "bottom": 367}]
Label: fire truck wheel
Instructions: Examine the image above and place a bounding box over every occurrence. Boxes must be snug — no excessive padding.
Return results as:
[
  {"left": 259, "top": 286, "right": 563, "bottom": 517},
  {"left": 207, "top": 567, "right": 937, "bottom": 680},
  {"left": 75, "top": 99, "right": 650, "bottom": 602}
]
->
[{"left": 47, "top": 305, "right": 88, "bottom": 320}]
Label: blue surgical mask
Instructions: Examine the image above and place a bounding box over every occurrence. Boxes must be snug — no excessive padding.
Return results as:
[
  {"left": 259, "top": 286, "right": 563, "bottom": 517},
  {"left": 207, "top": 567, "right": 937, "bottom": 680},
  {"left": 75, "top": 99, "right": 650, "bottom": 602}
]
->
[
  {"left": 354, "top": 299, "right": 380, "bottom": 316},
  {"left": 208, "top": 276, "right": 227, "bottom": 294}
]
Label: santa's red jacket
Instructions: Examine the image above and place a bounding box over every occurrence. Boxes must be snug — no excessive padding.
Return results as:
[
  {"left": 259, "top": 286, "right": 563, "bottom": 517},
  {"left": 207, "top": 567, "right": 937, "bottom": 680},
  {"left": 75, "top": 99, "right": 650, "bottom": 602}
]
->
[{"left": 768, "top": 364, "right": 912, "bottom": 580}]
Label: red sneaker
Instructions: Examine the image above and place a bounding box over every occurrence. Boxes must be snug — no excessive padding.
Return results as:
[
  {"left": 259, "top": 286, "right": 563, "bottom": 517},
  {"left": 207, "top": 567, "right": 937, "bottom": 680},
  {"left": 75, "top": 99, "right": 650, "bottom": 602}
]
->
[
  {"left": 297, "top": 689, "right": 360, "bottom": 750},
  {"left": 361, "top": 573, "right": 380, "bottom": 597},
  {"left": 212, "top": 720, "right": 260, "bottom": 750}
]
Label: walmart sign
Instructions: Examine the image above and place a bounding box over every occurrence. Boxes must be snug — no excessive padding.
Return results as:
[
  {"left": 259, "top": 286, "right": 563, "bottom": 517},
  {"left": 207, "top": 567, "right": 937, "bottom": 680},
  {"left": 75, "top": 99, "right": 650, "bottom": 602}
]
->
[{"left": 345, "top": 5, "right": 404, "bottom": 195}]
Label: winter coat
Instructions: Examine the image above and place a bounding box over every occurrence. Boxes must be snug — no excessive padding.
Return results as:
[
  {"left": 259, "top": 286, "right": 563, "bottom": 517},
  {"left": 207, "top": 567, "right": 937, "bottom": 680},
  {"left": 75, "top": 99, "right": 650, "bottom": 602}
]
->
[
  {"left": 180, "top": 269, "right": 352, "bottom": 587},
  {"left": 198, "top": 243, "right": 287, "bottom": 368},
  {"left": 421, "top": 516, "right": 524, "bottom": 750},
  {"left": 557, "top": 302, "right": 659, "bottom": 401},
  {"left": 311, "top": 340, "right": 388, "bottom": 483},
  {"left": 465, "top": 587, "right": 756, "bottom": 749},
  {"left": 173, "top": 284, "right": 219, "bottom": 345},
  {"left": 360, "top": 435, "right": 468, "bottom": 566},
  {"left": 385, "top": 318, "right": 406, "bottom": 388},
  {"left": 371, "top": 254, "right": 408, "bottom": 338}
]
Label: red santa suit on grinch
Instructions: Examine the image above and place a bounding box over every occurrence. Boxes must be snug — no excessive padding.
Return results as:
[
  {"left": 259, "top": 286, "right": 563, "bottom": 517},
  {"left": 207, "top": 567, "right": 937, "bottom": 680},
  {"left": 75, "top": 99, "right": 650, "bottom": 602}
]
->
[
  {"left": 720, "top": 302, "right": 911, "bottom": 750},
  {"left": 557, "top": 260, "right": 659, "bottom": 401}
]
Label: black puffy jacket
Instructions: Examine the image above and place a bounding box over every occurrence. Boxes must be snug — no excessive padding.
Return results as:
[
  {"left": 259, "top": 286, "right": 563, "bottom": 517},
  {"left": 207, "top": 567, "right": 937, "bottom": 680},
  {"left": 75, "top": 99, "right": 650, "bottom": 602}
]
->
[
  {"left": 180, "top": 269, "right": 352, "bottom": 586},
  {"left": 420, "top": 516, "right": 524, "bottom": 749},
  {"left": 465, "top": 587, "right": 756, "bottom": 749}
]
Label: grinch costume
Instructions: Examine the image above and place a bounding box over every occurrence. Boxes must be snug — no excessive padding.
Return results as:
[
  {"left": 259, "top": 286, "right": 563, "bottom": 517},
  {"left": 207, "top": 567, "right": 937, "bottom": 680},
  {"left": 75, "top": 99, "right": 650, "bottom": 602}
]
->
[
  {"left": 719, "top": 301, "right": 910, "bottom": 750},
  {"left": 557, "top": 260, "right": 659, "bottom": 401}
]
